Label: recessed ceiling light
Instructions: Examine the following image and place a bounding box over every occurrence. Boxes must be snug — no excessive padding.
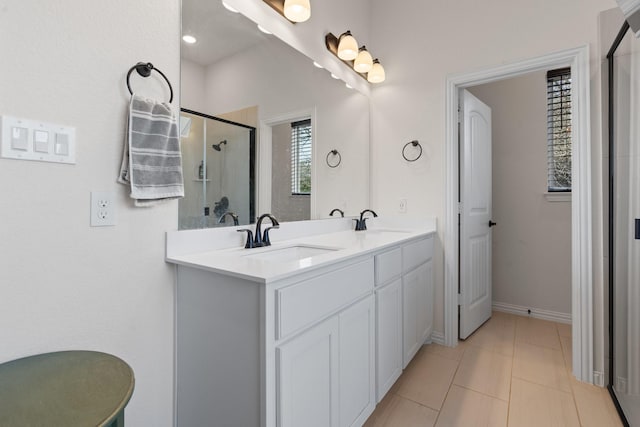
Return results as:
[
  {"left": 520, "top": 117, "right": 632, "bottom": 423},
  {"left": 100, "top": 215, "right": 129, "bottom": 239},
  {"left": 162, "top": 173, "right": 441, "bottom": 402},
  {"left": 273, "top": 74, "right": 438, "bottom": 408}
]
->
[
  {"left": 257, "top": 25, "right": 272, "bottom": 34},
  {"left": 313, "top": 61, "right": 323, "bottom": 69},
  {"left": 330, "top": 73, "right": 339, "bottom": 79},
  {"left": 182, "top": 35, "right": 197, "bottom": 44},
  {"left": 222, "top": 1, "right": 239, "bottom": 13}
]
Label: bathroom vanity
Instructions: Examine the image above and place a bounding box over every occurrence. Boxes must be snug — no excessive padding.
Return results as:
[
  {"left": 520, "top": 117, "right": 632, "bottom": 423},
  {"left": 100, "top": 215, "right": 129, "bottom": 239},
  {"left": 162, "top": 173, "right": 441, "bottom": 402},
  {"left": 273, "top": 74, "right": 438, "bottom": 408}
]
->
[{"left": 166, "top": 218, "right": 435, "bottom": 427}]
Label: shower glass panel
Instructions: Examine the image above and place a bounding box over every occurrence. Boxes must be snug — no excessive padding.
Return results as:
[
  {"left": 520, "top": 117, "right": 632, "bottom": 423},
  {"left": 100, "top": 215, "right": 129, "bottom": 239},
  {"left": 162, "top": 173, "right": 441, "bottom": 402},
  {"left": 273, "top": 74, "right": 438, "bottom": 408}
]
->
[
  {"left": 611, "top": 24, "right": 640, "bottom": 426},
  {"left": 178, "top": 110, "right": 255, "bottom": 230}
]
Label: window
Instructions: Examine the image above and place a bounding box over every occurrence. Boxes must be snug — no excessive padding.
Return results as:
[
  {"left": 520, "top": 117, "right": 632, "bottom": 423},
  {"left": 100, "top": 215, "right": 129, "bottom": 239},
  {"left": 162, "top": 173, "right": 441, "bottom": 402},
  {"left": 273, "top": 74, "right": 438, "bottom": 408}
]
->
[
  {"left": 547, "top": 67, "right": 572, "bottom": 192},
  {"left": 290, "top": 119, "right": 312, "bottom": 195}
]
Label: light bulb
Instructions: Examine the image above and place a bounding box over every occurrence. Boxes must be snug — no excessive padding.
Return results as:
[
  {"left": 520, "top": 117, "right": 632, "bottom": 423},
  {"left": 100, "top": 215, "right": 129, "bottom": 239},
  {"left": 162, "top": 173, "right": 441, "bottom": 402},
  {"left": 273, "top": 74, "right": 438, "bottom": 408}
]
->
[
  {"left": 367, "top": 59, "right": 385, "bottom": 83},
  {"left": 337, "top": 31, "right": 358, "bottom": 61},
  {"left": 284, "top": 0, "right": 311, "bottom": 23},
  {"left": 353, "top": 46, "right": 373, "bottom": 73}
]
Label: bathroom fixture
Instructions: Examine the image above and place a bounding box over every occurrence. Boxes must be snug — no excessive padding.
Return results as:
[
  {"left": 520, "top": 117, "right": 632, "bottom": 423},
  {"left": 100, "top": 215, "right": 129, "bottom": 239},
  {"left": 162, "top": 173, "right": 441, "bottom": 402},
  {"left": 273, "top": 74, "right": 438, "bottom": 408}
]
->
[
  {"left": 182, "top": 35, "right": 197, "bottom": 44},
  {"left": 354, "top": 46, "right": 373, "bottom": 73},
  {"left": 212, "top": 140, "right": 227, "bottom": 151},
  {"left": 253, "top": 213, "right": 280, "bottom": 247},
  {"left": 218, "top": 211, "right": 239, "bottom": 225},
  {"left": 236, "top": 229, "right": 255, "bottom": 248},
  {"left": 329, "top": 208, "right": 344, "bottom": 217},
  {"left": 126, "top": 62, "right": 173, "bottom": 103},
  {"left": 325, "top": 33, "right": 386, "bottom": 83},
  {"left": 326, "top": 149, "right": 341, "bottom": 168},
  {"left": 262, "top": 0, "right": 311, "bottom": 23},
  {"left": 354, "top": 209, "right": 378, "bottom": 231},
  {"left": 402, "top": 140, "right": 422, "bottom": 162}
]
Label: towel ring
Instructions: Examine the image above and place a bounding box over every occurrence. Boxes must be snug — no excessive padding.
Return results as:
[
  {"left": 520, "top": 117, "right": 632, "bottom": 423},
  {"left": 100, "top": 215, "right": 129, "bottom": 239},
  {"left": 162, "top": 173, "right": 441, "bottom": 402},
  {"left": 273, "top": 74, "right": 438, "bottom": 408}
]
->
[
  {"left": 126, "top": 62, "right": 174, "bottom": 103},
  {"left": 402, "top": 140, "right": 422, "bottom": 162},
  {"left": 326, "top": 149, "right": 341, "bottom": 168}
]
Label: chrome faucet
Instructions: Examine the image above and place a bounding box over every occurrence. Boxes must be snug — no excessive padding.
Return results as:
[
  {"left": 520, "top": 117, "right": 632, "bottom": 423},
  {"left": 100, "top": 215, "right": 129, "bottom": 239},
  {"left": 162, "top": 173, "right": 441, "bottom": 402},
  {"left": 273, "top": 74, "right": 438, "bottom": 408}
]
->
[
  {"left": 329, "top": 208, "right": 344, "bottom": 217},
  {"left": 354, "top": 209, "right": 378, "bottom": 231},
  {"left": 254, "top": 213, "right": 280, "bottom": 247},
  {"left": 218, "top": 211, "right": 239, "bottom": 226}
]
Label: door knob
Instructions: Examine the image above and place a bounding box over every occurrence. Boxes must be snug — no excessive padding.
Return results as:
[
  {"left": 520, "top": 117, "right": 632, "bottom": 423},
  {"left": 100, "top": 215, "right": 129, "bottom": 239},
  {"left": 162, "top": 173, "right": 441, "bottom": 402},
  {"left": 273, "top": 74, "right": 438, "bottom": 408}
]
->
[{"left": 488, "top": 220, "right": 497, "bottom": 227}]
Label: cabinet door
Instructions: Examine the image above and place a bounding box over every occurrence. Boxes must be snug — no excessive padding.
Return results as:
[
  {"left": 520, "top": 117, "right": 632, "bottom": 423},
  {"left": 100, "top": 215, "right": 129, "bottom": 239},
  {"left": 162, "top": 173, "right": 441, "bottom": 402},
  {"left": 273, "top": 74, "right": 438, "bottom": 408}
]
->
[
  {"left": 339, "top": 296, "right": 376, "bottom": 427},
  {"left": 403, "top": 262, "right": 432, "bottom": 368},
  {"left": 277, "top": 316, "right": 340, "bottom": 427},
  {"left": 376, "top": 279, "right": 403, "bottom": 402}
]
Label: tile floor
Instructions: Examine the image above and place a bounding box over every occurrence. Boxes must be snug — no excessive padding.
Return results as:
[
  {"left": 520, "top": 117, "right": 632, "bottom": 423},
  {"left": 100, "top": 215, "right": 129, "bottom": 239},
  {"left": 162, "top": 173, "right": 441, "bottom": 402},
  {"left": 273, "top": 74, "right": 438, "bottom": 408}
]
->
[{"left": 364, "top": 311, "right": 622, "bottom": 427}]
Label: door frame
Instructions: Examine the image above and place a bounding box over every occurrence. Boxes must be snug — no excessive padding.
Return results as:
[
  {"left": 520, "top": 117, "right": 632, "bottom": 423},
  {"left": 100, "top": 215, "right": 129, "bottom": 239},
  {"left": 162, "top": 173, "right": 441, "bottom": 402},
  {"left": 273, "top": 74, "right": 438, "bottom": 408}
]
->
[{"left": 443, "top": 45, "right": 594, "bottom": 383}]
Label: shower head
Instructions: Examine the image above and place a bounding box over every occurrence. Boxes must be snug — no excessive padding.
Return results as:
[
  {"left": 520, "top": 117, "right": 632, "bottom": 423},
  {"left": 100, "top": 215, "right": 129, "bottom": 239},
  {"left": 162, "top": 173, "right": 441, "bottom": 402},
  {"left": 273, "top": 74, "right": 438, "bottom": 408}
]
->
[{"left": 212, "top": 140, "right": 227, "bottom": 151}]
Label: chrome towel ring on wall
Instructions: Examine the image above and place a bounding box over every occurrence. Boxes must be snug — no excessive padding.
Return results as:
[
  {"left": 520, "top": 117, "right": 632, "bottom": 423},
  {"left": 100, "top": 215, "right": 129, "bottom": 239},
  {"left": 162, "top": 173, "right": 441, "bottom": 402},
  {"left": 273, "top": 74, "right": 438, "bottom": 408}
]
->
[
  {"left": 326, "top": 149, "right": 342, "bottom": 168},
  {"left": 126, "top": 62, "right": 174, "bottom": 103},
  {"left": 402, "top": 140, "right": 422, "bottom": 162}
]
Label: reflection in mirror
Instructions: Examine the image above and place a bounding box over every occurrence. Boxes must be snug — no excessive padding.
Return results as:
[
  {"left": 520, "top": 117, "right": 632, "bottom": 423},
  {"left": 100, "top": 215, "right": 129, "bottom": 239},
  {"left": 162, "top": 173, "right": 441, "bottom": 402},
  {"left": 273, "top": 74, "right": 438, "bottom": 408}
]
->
[
  {"left": 181, "top": 0, "right": 371, "bottom": 229},
  {"left": 178, "top": 110, "right": 255, "bottom": 229},
  {"left": 609, "top": 20, "right": 640, "bottom": 426}
]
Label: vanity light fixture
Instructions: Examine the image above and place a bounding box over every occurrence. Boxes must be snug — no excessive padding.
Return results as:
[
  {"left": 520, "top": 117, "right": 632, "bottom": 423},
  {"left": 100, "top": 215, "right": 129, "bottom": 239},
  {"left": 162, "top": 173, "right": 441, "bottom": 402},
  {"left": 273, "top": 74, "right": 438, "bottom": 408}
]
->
[
  {"left": 367, "top": 59, "right": 386, "bottom": 83},
  {"left": 182, "top": 35, "right": 197, "bottom": 44},
  {"left": 337, "top": 31, "right": 358, "bottom": 60},
  {"left": 262, "top": 0, "right": 311, "bottom": 23},
  {"left": 325, "top": 32, "right": 386, "bottom": 84},
  {"left": 353, "top": 46, "right": 373, "bottom": 73},
  {"left": 221, "top": 1, "right": 239, "bottom": 13}
]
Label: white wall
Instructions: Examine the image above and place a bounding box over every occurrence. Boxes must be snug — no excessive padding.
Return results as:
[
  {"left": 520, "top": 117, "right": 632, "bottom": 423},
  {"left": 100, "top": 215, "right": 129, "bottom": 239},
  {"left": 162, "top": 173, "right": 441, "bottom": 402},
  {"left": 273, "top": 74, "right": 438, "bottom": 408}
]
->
[
  {"left": 370, "top": 0, "right": 616, "bottom": 375},
  {"left": 0, "top": 1, "right": 179, "bottom": 425},
  {"left": 180, "top": 59, "right": 207, "bottom": 112},
  {"left": 469, "top": 72, "right": 572, "bottom": 316}
]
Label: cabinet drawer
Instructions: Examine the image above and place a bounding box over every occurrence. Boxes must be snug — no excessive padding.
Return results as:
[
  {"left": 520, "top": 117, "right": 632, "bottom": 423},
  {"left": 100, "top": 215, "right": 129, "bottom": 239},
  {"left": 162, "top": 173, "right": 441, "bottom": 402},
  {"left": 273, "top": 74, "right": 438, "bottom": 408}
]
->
[
  {"left": 402, "top": 237, "right": 433, "bottom": 273},
  {"left": 375, "top": 248, "right": 402, "bottom": 286},
  {"left": 276, "top": 259, "right": 374, "bottom": 340}
]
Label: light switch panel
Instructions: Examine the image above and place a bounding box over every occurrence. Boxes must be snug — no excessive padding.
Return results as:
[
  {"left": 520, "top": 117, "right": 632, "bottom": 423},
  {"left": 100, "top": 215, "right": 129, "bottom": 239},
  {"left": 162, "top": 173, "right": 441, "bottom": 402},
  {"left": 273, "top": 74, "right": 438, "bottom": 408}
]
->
[{"left": 1, "top": 115, "right": 76, "bottom": 164}]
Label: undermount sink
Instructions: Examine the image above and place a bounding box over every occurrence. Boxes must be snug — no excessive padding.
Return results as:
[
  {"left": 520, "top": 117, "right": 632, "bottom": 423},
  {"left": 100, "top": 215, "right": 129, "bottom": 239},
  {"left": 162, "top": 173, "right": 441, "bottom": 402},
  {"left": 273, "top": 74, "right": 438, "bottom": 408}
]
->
[{"left": 242, "top": 245, "right": 341, "bottom": 263}]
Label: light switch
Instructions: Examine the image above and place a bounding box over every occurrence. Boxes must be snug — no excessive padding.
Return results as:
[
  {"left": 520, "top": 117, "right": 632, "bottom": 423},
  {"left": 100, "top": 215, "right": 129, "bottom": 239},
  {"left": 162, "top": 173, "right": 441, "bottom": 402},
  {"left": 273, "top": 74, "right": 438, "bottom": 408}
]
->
[
  {"left": 11, "top": 127, "right": 28, "bottom": 150},
  {"left": 34, "top": 130, "right": 49, "bottom": 153},
  {"left": 55, "top": 133, "right": 69, "bottom": 156}
]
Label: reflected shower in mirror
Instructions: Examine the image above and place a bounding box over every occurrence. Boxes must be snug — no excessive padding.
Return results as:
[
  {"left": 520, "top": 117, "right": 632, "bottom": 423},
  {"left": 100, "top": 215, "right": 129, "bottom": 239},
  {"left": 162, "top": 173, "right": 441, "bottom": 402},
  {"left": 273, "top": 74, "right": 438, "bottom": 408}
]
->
[
  {"left": 608, "top": 16, "right": 640, "bottom": 426},
  {"left": 178, "top": 110, "right": 255, "bottom": 230}
]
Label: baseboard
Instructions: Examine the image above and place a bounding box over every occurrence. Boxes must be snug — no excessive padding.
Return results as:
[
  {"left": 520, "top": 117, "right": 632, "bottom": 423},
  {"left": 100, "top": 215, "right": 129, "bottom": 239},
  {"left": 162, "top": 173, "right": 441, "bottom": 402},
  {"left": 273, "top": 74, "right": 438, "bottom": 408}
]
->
[
  {"left": 431, "top": 331, "right": 445, "bottom": 345},
  {"left": 492, "top": 301, "right": 571, "bottom": 324}
]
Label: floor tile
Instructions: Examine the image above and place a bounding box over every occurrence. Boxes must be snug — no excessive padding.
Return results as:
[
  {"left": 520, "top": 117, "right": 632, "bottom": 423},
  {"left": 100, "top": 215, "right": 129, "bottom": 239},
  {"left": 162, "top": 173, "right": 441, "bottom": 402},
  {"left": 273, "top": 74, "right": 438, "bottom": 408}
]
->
[
  {"left": 508, "top": 378, "right": 580, "bottom": 427},
  {"left": 556, "top": 322, "right": 572, "bottom": 338},
  {"left": 515, "top": 316, "right": 561, "bottom": 350},
  {"left": 424, "top": 341, "right": 467, "bottom": 361},
  {"left": 435, "top": 385, "right": 508, "bottom": 427},
  {"left": 465, "top": 314, "right": 516, "bottom": 357},
  {"left": 571, "top": 380, "right": 623, "bottom": 427},
  {"left": 363, "top": 393, "right": 438, "bottom": 427},
  {"left": 395, "top": 352, "right": 459, "bottom": 411},
  {"left": 512, "top": 341, "right": 571, "bottom": 392},
  {"left": 453, "top": 346, "right": 512, "bottom": 400}
]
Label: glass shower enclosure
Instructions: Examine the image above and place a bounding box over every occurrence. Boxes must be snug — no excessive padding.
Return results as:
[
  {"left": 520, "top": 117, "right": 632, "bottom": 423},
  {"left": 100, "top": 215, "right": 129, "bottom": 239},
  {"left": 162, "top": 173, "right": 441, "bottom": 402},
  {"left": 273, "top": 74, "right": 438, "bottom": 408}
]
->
[{"left": 178, "top": 109, "right": 255, "bottom": 230}]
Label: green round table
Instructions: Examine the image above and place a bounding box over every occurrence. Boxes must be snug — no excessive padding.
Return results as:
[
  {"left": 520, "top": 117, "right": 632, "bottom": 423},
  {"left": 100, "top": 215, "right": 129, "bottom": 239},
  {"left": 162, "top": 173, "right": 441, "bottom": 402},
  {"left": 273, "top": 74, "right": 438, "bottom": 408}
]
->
[{"left": 0, "top": 351, "right": 135, "bottom": 427}]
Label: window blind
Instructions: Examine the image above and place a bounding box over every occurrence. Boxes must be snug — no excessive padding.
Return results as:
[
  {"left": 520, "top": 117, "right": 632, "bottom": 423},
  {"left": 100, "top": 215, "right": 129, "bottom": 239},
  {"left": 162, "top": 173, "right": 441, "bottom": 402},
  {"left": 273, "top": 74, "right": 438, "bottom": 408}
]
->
[
  {"left": 291, "top": 119, "right": 312, "bottom": 195},
  {"left": 547, "top": 67, "right": 572, "bottom": 192}
]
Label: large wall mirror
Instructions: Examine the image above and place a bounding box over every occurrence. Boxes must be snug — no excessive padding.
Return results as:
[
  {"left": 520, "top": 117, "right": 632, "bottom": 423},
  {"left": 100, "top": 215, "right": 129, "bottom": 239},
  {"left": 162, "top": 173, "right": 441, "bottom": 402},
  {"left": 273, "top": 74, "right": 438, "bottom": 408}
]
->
[{"left": 179, "top": 0, "right": 370, "bottom": 230}]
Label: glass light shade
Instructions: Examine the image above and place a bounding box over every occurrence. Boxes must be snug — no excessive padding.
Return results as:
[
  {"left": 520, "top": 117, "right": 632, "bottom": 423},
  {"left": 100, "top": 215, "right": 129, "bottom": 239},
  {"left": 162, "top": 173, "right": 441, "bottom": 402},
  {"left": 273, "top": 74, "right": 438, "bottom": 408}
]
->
[
  {"left": 284, "top": 0, "right": 311, "bottom": 23},
  {"left": 337, "top": 31, "right": 358, "bottom": 60},
  {"left": 353, "top": 47, "right": 373, "bottom": 73},
  {"left": 367, "top": 59, "right": 385, "bottom": 83}
]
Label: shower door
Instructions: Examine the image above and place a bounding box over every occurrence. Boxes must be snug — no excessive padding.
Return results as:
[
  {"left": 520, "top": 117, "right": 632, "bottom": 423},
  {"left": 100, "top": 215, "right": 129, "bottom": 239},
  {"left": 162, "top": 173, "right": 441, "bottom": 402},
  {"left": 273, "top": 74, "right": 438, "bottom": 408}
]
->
[
  {"left": 178, "top": 110, "right": 255, "bottom": 230},
  {"left": 609, "top": 21, "right": 640, "bottom": 426}
]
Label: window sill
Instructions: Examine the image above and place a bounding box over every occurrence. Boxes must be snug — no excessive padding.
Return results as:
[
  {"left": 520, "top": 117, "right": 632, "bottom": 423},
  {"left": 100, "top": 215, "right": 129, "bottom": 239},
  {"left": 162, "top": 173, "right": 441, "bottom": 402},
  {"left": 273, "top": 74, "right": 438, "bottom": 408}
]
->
[{"left": 544, "top": 192, "right": 571, "bottom": 202}]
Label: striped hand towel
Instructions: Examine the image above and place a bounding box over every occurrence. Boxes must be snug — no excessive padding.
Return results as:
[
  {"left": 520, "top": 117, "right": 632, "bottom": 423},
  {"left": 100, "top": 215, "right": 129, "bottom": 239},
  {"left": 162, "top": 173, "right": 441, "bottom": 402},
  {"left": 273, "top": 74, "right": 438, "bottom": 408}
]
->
[{"left": 118, "top": 94, "right": 184, "bottom": 206}]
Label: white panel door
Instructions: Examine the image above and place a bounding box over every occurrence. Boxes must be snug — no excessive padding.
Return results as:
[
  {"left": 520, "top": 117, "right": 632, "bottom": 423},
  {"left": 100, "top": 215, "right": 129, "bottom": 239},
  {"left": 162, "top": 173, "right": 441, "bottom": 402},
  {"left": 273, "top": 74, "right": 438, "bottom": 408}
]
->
[
  {"left": 459, "top": 89, "right": 493, "bottom": 340},
  {"left": 375, "top": 278, "right": 403, "bottom": 402},
  {"left": 339, "top": 296, "right": 375, "bottom": 427},
  {"left": 277, "top": 316, "right": 340, "bottom": 427}
]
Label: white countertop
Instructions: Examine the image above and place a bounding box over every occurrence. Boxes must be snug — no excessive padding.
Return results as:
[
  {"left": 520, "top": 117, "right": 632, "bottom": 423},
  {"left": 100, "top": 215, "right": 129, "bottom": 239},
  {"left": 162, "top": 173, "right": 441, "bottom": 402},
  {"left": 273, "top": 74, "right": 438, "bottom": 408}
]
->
[{"left": 166, "top": 218, "right": 436, "bottom": 284}]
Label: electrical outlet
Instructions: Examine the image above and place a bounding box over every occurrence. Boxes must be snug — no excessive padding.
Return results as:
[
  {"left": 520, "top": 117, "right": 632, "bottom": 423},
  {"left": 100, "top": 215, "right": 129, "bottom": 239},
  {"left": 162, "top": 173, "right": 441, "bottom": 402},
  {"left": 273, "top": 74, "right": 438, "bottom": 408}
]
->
[
  {"left": 90, "top": 191, "right": 116, "bottom": 227},
  {"left": 399, "top": 198, "right": 407, "bottom": 213}
]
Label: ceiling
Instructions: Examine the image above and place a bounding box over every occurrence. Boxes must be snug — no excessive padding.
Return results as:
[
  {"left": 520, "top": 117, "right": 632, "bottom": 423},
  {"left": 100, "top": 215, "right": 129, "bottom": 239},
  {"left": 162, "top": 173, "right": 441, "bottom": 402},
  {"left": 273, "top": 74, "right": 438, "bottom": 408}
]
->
[{"left": 181, "top": 0, "right": 269, "bottom": 66}]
